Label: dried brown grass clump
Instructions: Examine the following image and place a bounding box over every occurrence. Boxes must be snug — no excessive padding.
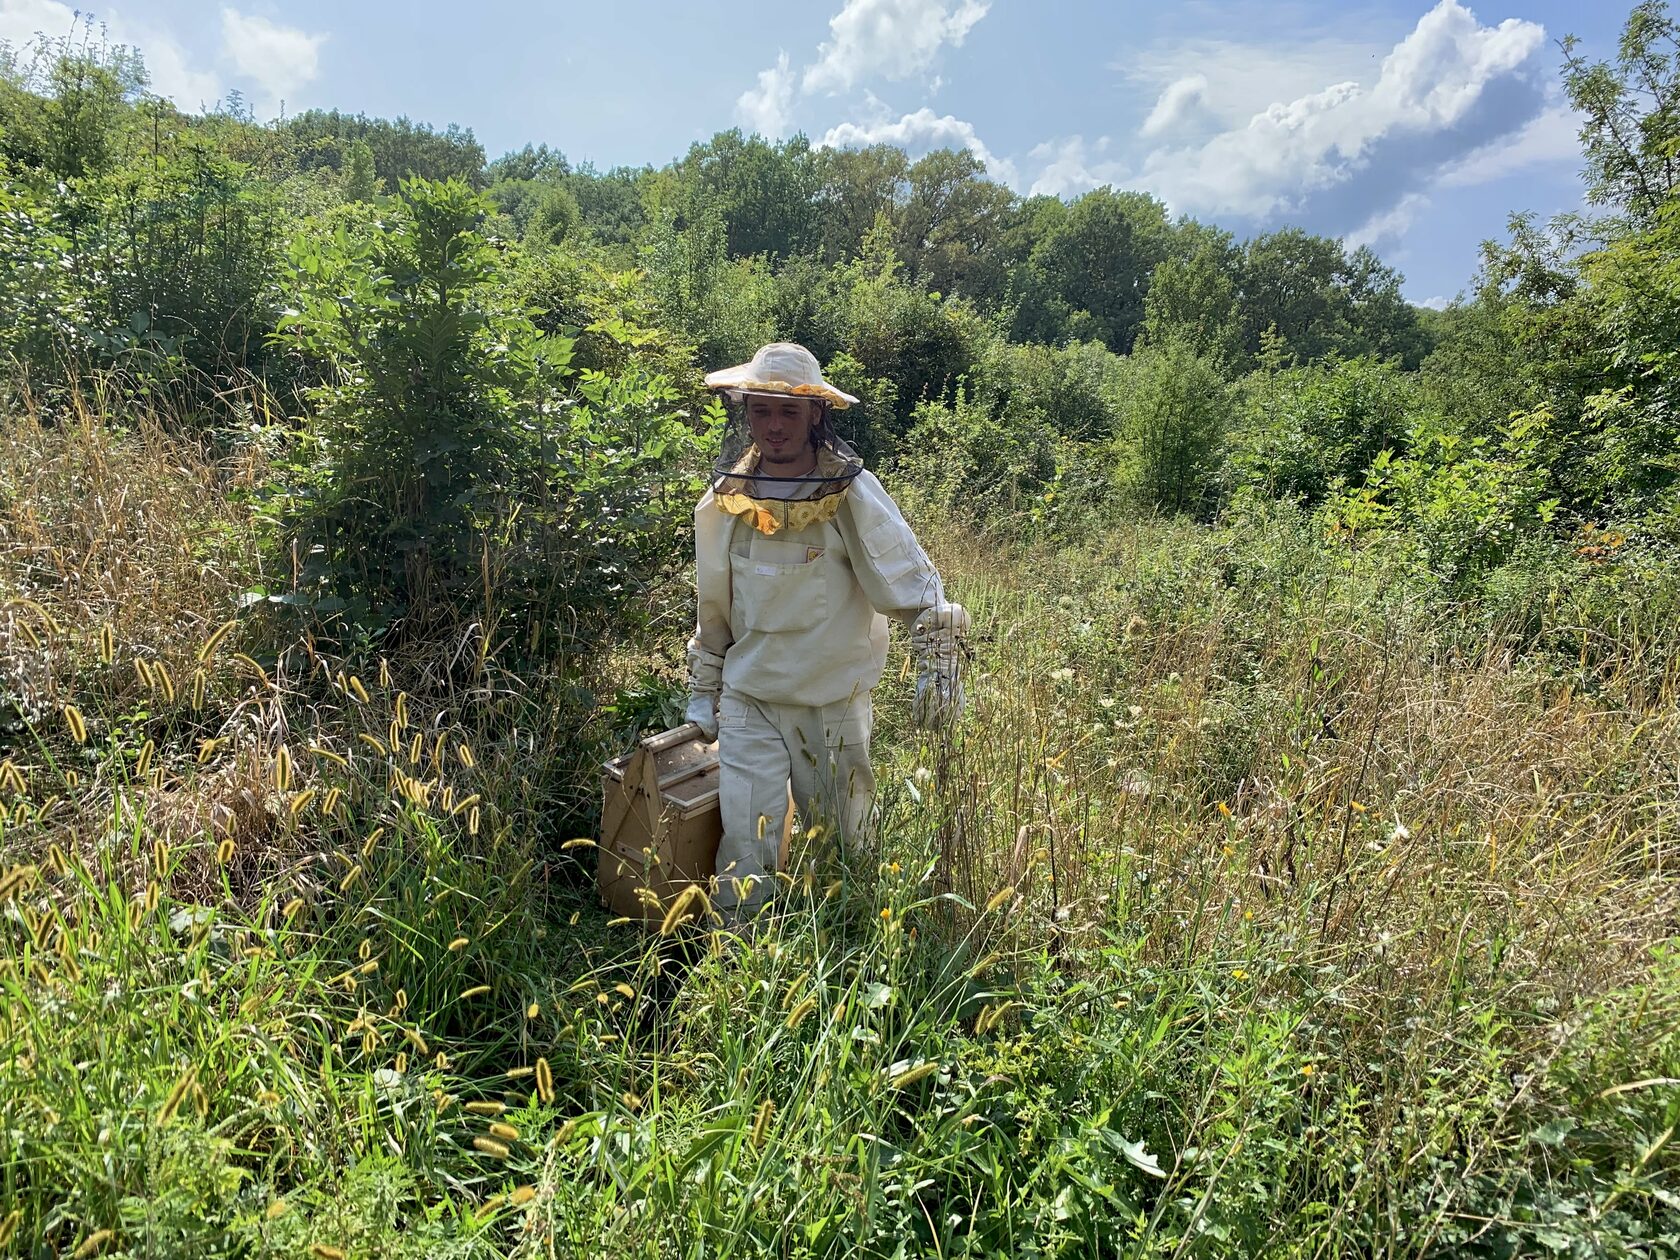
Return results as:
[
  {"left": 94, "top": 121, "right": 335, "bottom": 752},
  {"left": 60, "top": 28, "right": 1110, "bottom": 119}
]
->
[{"left": 916, "top": 514, "right": 1680, "bottom": 1027}]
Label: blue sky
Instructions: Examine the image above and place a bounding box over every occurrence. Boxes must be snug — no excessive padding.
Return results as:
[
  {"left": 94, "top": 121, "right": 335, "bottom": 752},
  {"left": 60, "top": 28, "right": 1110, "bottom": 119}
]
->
[{"left": 0, "top": 0, "right": 1628, "bottom": 305}]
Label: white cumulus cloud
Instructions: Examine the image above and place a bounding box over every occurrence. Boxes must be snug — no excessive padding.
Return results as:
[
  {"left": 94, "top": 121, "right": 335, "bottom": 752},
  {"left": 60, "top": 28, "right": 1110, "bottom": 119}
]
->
[
  {"left": 1345, "top": 191, "right": 1431, "bottom": 250},
  {"left": 737, "top": 51, "right": 797, "bottom": 137},
  {"left": 1130, "top": 0, "right": 1547, "bottom": 223},
  {"left": 1436, "top": 101, "right": 1582, "bottom": 187},
  {"left": 1140, "top": 74, "right": 1211, "bottom": 139},
  {"left": 820, "top": 105, "right": 1016, "bottom": 185},
  {"left": 0, "top": 0, "right": 221, "bottom": 109},
  {"left": 803, "top": 0, "right": 989, "bottom": 95},
  {"left": 1027, "top": 135, "right": 1126, "bottom": 198},
  {"left": 219, "top": 8, "right": 325, "bottom": 115}
]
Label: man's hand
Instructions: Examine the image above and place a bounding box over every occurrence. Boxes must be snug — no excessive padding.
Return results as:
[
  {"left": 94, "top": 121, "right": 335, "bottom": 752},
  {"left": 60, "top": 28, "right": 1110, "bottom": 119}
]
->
[
  {"left": 911, "top": 602, "right": 970, "bottom": 730},
  {"left": 685, "top": 692, "right": 720, "bottom": 742}
]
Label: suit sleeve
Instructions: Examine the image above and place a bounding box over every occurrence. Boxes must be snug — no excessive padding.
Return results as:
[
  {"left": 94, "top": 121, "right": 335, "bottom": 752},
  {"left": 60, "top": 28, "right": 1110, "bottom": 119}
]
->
[
  {"left": 837, "top": 472, "right": 947, "bottom": 625},
  {"left": 686, "top": 491, "right": 732, "bottom": 691}
]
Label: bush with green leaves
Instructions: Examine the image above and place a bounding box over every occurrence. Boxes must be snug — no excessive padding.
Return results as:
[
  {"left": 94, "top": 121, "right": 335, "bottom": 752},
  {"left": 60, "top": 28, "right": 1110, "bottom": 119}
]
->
[
  {"left": 1111, "top": 334, "right": 1228, "bottom": 515},
  {"left": 271, "top": 177, "right": 710, "bottom": 639},
  {"left": 1223, "top": 353, "right": 1424, "bottom": 508}
]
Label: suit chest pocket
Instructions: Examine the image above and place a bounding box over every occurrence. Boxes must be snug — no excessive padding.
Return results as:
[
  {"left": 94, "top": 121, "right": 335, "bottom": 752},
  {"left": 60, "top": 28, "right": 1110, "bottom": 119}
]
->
[{"left": 731, "top": 550, "right": 829, "bottom": 634}]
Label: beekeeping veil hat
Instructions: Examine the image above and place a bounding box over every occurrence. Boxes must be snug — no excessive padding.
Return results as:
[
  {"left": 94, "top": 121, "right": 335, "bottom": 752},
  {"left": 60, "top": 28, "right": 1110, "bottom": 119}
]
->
[{"left": 705, "top": 342, "right": 864, "bottom": 535}]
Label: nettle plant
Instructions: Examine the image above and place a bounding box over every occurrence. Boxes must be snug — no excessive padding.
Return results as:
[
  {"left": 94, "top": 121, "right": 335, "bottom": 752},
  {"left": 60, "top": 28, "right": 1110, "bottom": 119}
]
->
[{"left": 271, "top": 178, "right": 709, "bottom": 641}]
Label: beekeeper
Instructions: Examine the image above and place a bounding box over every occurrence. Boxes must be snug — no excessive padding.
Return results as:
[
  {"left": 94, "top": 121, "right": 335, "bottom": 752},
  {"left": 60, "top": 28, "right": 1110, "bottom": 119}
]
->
[{"left": 684, "top": 343, "right": 969, "bottom": 922}]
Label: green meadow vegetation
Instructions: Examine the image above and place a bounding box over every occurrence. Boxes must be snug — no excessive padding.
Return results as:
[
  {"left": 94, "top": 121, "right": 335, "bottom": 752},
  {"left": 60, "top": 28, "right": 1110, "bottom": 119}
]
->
[{"left": 2, "top": 6, "right": 1679, "bottom": 1256}]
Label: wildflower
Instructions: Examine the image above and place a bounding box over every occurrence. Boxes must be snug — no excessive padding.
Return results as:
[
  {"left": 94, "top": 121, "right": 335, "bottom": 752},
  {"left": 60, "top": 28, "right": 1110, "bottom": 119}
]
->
[
  {"left": 1391, "top": 822, "right": 1411, "bottom": 842},
  {"left": 1049, "top": 667, "right": 1075, "bottom": 683},
  {"left": 879, "top": 907, "right": 892, "bottom": 922},
  {"left": 1301, "top": 1064, "right": 1316, "bottom": 1078},
  {"left": 1231, "top": 968, "right": 1248, "bottom": 981}
]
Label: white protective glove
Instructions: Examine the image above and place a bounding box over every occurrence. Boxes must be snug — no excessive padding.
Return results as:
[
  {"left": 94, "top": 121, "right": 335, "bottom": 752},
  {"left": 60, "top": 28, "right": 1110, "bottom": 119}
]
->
[
  {"left": 685, "top": 637, "right": 725, "bottom": 742},
  {"left": 910, "top": 603, "right": 971, "bottom": 730}
]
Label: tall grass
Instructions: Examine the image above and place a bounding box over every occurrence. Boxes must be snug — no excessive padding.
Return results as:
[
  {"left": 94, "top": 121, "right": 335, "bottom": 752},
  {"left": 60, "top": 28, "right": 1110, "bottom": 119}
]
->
[{"left": 1, "top": 403, "right": 1677, "bottom": 1257}]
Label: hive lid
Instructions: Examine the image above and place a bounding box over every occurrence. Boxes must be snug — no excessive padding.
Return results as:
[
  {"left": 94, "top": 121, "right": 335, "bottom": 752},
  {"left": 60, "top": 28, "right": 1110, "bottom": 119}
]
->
[{"left": 603, "top": 722, "right": 719, "bottom": 792}]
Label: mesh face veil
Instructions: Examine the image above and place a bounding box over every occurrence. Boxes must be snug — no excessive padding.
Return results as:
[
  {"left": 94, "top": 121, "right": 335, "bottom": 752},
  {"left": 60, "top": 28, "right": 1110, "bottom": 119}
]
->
[{"left": 709, "top": 393, "right": 864, "bottom": 535}]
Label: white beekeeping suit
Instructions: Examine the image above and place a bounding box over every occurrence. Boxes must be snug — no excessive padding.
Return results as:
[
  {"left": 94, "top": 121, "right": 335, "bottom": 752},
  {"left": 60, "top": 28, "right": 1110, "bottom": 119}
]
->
[{"left": 684, "top": 344, "right": 968, "bottom": 921}]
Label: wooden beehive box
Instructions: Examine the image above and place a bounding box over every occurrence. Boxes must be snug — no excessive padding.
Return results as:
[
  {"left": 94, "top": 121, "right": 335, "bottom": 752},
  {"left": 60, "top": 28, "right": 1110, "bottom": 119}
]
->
[{"left": 599, "top": 722, "right": 722, "bottom": 924}]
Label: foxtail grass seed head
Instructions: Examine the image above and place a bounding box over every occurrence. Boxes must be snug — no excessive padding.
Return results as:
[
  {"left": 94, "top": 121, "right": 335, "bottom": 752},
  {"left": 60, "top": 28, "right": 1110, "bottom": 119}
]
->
[
  {"left": 0, "top": 1209, "right": 21, "bottom": 1246},
  {"left": 460, "top": 984, "right": 491, "bottom": 1000},
  {"left": 197, "top": 738, "right": 221, "bottom": 764},
  {"left": 190, "top": 668, "right": 207, "bottom": 712},
  {"left": 0, "top": 759, "right": 24, "bottom": 795},
  {"left": 448, "top": 936, "right": 469, "bottom": 952},
  {"left": 403, "top": 1027, "right": 428, "bottom": 1056},
  {"left": 751, "top": 1098, "right": 776, "bottom": 1147},
  {"left": 273, "top": 745, "right": 293, "bottom": 792},
  {"left": 71, "top": 1230, "right": 115, "bottom": 1259},
  {"left": 536, "top": 1057, "right": 554, "bottom": 1103},
  {"left": 47, "top": 843, "right": 67, "bottom": 876},
  {"left": 323, "top": 786, "right": 343, "bottom": 817},
  {"left": 489, "top": 1121, "right": 520, "bottom": 1141},
  {"left": 467, "top": 805, "right": 480, "bottom": 836},
  {"left": 408, "top": 732, "right": 423, "bottom": 765},
  {"left": 348, "top": 675, "right": 369, "bottom": 703},
  {"left": 388, "top": 719, "right": 402, "bottom": 750},
  {"left": 378, "top": 657, "right": 390, "bottom": 688},
  {"left": 198, "top": 618, "right": 236, "bottom": 662},
  {"left": 63, "top": 704, "right": 87, "bottom": 744},
  {"left": 510, "top": 1185, "right": 536, "bottom": 1207},
  {"left": 134, "top": 739, "right": 155, "bottom": 778},
  {"left": 308, "top": 1246, "right": 347, "bottom": 1260},
  {"left": 64, "top": 769, "right": 78, "bottom": 788},
  {"left": 358, "top": 733, "right": 388, "bottom": 757},
  {"left": 985, "top": 885, "right": 1016, "bottom": 914},
  {"left": 98, "top": 623, "right": 115, "bottom": 665},
  {"left": 507, "top": 1065, "right": 535, "bottom": 1079},
  {"left": 18, "top": 620, "right": 39, "bottom": 649},
  {"left": 153, "top": 660, "right": 175, "bottom": 703},
  {"left": 465, "top": 1100, "right": 505, "bottom": 1117},
  {"left": 135, "top": 657, "right": 153, "bottom": 689},
  {"left": 394, "top": 691, "right": 409, "bottom": 729},
  {"left": 289, "top": 788, "right": 317, "bottom": 818},
  {"left": 431, "top": 733, "right": 446, "bottom": 770},
  {"left": 144, "top": 880, "right": 159, "bottom": 913},
  {"left": 339, "top": 865, "right": 363, "bottom": 892},
  {"left": 526, "top": 1001, "right": 540, "bottom": 1020},
  {"left": 888, "top": 1061, "right": 941, "bottom": 1091},
  {"left": 457, "top": 741, "right": 475, "bottom": 768},
  {"left": 264, "top": 1200, "right": 288, "bottom": 1220},
  {"left": 282, "top": 897, "right": 303, "bottom": 920},
  {"left": 472, "top": 1136, "right": 510, "bottom": 1159},
  {"left": 395, "top": 1051, "right": 408, "bottom": 1074},
  {"left": 217, "top": 837, "right": 236, "bottom": 865},
  {"left": 786, "top": 995, "right": 819, "bottom": 1030},
  {"left": 159, "top": 1065, "right": 198, "bottom": 1125}
]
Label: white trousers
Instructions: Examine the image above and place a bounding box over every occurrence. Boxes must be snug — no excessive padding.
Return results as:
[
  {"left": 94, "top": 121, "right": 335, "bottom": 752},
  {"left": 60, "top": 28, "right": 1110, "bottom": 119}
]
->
[{"left": 714, "top": 689, "right": 875, "bottom": 917}]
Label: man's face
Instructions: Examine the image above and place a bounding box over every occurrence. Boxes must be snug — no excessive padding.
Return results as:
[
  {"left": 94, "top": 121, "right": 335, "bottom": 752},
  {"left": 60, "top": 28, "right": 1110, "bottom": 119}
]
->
[{"left": 745, "top": 394, "right": 821, "bottom": 469}]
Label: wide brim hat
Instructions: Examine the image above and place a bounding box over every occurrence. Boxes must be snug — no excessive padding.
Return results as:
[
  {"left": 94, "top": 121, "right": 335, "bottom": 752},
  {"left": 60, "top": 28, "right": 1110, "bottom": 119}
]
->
[{"left": 704, "top": 342, "right": 859, "bottom": 409}]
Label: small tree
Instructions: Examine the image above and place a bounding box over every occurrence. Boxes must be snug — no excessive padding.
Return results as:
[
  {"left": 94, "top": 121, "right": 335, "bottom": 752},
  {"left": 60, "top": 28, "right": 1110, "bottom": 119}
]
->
[{"left": 1113, "top": 335, "right": 1227, "bottom": 514}]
